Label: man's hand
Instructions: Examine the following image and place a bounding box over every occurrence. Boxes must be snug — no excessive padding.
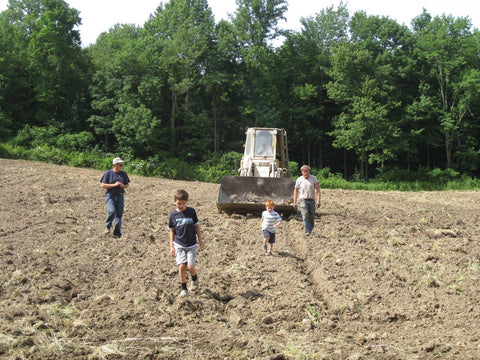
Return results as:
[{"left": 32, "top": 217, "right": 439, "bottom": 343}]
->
[{"left": 315, "top": 202, "right": 321, "bottom": 209}]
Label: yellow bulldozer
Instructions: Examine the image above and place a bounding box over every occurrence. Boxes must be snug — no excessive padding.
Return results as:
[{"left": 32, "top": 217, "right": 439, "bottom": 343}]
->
[{"left": 217, "top": 127, "right": 297, "bottom": 216}]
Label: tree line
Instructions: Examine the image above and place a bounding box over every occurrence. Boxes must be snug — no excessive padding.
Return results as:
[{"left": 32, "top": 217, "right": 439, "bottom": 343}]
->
[{"left": 1, "top": 0, "right": 480, "bottom": 180}]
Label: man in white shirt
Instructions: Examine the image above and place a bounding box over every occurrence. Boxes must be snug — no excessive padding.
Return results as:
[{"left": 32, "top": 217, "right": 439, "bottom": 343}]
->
[{"left": 293, "top": 165, "right": 321, "bottom": 236}]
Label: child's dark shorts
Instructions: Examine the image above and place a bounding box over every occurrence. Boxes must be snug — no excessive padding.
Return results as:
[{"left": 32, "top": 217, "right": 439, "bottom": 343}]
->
[{"left": 262, "top": 229, "right": 276, "bottom": 243}]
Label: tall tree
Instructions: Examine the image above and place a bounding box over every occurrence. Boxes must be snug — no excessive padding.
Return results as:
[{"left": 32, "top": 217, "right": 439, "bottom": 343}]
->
[
  {"left": 87, "top": 24, "right": 166, "bottom": 157},
  {"left": 202, "top": 19, "right": 245, "bottom": 153},
  {"left": 327, "top": 12, "right": 412, "bottom": 178},
  {"left": 276, "top": 3, "right": 349, "bottom": 168},
  {"left": 145, "top": 0, "right": 215, "bottom": 157},
  {"left": 412, "top": 11, "right": 480, "bottom": 169},
  {"left": 0, "top": 0, "right": 89, "bottom": 135},
  {"left": 232, "top": 0, "right": 287, "bottom": 125}
]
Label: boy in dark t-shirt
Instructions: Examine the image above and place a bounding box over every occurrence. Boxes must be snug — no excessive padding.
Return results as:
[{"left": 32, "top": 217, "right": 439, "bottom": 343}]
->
[{"left": 168, "top": 190, "right": 204, "bottom": 297}]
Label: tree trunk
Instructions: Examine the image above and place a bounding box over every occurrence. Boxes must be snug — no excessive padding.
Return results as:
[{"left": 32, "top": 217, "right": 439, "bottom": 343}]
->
[
  {"left": 212, "top": 97, "right": 218, "bottom": 153},
  {"left": 445, "top": 130, "right": 452, "bottom": 168},
  {"left": 307, "top": 139, "right": 311, "bottom": 166},
  {"left": 170, "top": 92, "right": 177, "bottom": 156}
]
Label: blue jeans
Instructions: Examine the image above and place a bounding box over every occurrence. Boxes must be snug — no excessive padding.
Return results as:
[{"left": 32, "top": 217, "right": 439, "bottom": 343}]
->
[
  {"left": 105, "top": 193, "right": 124, "bottom": 238},
  {"left": 299, "top": 198, "right": 315, "bottom": 234}
]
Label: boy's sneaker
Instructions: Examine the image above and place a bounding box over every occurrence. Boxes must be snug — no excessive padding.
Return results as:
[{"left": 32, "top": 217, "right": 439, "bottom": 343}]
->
[
  {"left": 263, "top": 244, "right": 268, "bottom": 253},
  {"left": 104, "top": 228, "right": 110, "bottom": 235},
  {"left": 179, "top": 289, "right": 189, "bottom": 297},
  {"left": 267, "top": 251, "right": 273, "bottom": 256},
  {"left": 190, "top": 279, "right": 199, "bottom": 291}
]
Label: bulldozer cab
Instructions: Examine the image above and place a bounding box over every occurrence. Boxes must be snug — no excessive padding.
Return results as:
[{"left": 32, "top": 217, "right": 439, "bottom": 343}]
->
[
  {"left": 251, "top": 129, "right": 274, "bottom": 157},
  {"left": 240, "top": 128, "right": 289, "bottom": 178}
]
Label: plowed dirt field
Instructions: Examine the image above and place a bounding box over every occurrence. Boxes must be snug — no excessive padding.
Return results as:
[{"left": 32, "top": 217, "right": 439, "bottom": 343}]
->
[{"left": 1, "top": 159, "right": 480, "bottom": 359}]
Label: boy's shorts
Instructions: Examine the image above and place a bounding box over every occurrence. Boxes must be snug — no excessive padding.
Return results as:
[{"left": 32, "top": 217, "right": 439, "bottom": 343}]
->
[
  {"left": 174, "top": 243, "right": 197, "bottom": 266},
  {"left": 262, "top": 229, "right": 276, "bottom": 243}
]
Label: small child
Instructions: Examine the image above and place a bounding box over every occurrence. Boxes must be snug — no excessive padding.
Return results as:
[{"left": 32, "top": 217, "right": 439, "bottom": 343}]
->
[
  {"left": 168, "top": 190, "right": 204, "bottom": 297},
  {"left": 261, "top": 200, "right": 282, "bottom": 256}
]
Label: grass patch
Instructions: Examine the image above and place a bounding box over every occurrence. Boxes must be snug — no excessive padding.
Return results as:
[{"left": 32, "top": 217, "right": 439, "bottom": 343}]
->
[{"left": 283, "top": 342, "right": 334, "bottom": 359}]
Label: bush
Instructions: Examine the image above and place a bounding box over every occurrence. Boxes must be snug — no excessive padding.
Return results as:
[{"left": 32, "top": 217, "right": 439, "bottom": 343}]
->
[
  {"left": 309, "top": 167, "right": 349, "bottom": 189},
  {"left": 154, "top": 158, "right": 198, "bottom": 180},
  {"left": 0, "top": 143, "right": 18, "bottom": 159},
  {"left": 56, "top": 132, "right": 96, "bottom": 151},
  {"left": 24, "top": 146, "right": 66, "bottom": 164},
  {"left": 12, "top": 126, "right": 96, "bottom": 154},
  {"left": 427, "top": 167, "right": 460, "bottom": 183},
  {"left": 196, "top": 152, "right": 242, "bottom": 182},
  {"left": 68, "top": 151, "right": 104, "bottom": 169},
  {"left": 126, "top": 155, "right": 167, "bottom": 177},
  {"left": 12, "top": 125, "right": 59, "bottom": 147},
  {"left": 375, "top": 167, "right": 424, "bottom": 182},
  {"left": 287, "top": 161, "right": 298, "bottom": 178}
]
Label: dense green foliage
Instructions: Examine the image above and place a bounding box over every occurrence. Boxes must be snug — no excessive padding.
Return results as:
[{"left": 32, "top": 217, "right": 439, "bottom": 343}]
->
[
  {"left": 2, "top": 0, "right": 480, "bottom": 186},
  {"left": 2, "top": 143, "right": 478, "bottom": 190}
]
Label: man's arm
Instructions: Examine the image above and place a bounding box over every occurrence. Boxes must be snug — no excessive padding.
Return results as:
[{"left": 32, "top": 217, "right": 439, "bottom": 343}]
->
[
  {"left": 315, "top": 183, "right": 321, "bottom": 208},
  {"left": 101, "top": 182, "right": 121, "bottom": 189},
  {"left": 293, "top": 188, "right": 299, "bottom": 204}
]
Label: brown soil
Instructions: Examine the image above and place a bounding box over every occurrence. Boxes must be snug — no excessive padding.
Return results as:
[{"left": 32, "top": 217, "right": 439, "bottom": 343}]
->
[{"left": 1, "top": 158, "right": 480, "bottom": 359}]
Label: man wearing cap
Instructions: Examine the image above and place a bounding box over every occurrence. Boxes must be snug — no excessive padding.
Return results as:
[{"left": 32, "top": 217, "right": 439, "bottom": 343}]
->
[{"left": 100, "top": 157, "right": 130, "bottom": 238}]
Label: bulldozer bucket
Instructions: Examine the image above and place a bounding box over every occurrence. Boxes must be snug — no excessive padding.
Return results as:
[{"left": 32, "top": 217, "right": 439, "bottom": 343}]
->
[{"left": 217, "top": 176, "right": 297, "bottom": 216}]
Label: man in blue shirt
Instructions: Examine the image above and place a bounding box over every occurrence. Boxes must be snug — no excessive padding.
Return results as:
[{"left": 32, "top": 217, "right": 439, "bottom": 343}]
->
[{"left": 100, "top": 157, "right": 130, "bottom": 238}]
